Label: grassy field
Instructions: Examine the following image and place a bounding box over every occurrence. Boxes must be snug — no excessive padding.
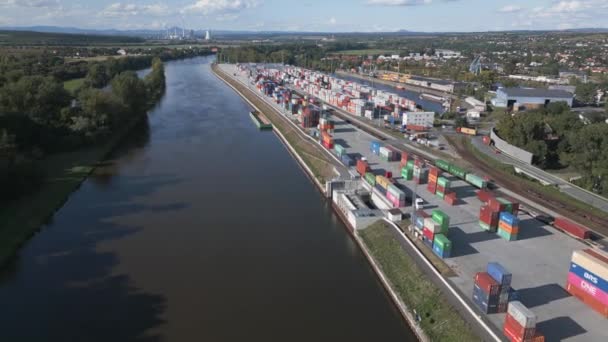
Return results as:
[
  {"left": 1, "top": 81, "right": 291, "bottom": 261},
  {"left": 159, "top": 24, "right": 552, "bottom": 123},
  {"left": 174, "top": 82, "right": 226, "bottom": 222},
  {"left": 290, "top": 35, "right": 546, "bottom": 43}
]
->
[
  {"left": 63, "top": 78, "right": 85, "bottom": 93},
  {"left": 360, "top": 221, "right": 480, "bottom": 342},
  {"left": 0, "top": 115, "right": 146, "bottom": 267}
]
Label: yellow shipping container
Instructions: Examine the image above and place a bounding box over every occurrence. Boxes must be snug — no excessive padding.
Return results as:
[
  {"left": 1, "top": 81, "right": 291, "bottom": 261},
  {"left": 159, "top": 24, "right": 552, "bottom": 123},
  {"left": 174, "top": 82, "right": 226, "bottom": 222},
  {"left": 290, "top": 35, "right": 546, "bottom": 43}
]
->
[
  {"left": 572, "top": 250, "right": 608, "bottom": 281},
  {"left": 376, "top": 175, "right": 392, "bottom": 189},
  {"left": 461, "top": 127, "right": 477, "bottom": 136}
]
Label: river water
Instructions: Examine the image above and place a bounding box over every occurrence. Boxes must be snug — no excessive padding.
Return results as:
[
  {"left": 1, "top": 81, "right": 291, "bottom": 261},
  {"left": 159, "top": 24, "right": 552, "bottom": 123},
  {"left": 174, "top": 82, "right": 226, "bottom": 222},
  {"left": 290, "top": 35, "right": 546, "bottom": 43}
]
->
[{"left": 0, "top": 56, "right": 415, "bottom": 342}]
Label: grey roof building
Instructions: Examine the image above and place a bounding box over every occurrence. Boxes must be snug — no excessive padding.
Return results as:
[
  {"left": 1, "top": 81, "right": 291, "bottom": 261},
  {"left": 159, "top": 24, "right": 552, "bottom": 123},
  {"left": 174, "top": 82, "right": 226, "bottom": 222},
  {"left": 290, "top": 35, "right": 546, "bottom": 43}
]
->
[{"left": 492, "top": 87, "right": 574, "bottom": 108}]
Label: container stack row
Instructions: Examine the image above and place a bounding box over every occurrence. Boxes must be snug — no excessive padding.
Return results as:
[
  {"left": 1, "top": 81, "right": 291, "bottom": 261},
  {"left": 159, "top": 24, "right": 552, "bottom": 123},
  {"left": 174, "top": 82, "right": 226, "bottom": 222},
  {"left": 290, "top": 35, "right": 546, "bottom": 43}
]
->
[
  {"left": 416, "top": 209, "right": 452, "bottom": 259},
  {"left": 567, "top": 249, "right": 608, "bottom": 318},
  {"left": 427, "top": 165, "right": 440, "bottom": 194},
  {"left": 379, "top": 146, "right": 400, "bottom": 162},
  {"left": 473, "top": 262, "right": 513, "bottom": 314},
  {"left": 321, "top": 131, "right": 334, "bottom": 150},
  {"left": 363, "top": 169, "right": 407, "bottom": 208},
  {"left": 503, "top": 301, "right": 544, "bottom": 342},
  {"left": 413, "top": 159, "right": 427, "bottom": 185},
  {"left": 435, "top": 158, "right": 490, "bottom": 189},
  {"left": 401, "top": 160, "right": 415, "bottom": 181}
]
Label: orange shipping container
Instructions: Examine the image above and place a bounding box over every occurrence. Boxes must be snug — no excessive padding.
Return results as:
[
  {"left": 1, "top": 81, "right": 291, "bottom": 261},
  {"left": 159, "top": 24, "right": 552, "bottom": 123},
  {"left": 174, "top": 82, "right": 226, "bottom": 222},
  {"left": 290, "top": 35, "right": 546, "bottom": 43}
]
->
[
  {"left": 566, "top": 282, "right": 608, "bottom": 318},
  {"left": 499, "top": 222, "right": 520, "bottom": 235}
]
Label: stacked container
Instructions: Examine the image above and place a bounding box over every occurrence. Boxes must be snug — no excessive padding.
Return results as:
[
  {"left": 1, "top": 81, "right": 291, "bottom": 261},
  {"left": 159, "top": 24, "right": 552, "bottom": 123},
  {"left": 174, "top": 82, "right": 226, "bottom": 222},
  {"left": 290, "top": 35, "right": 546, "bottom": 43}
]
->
[
  {"left": 386, "top": 184, "right": 406, "bottom": 208},
  {"left": 356, "top": 159, "right": 370, "bottom": 176},
  {"left": 334, "top": 144, "right": 346, "bottom": 157},
  {"left": 498, "top": 212, "right": 519, "bottom": 241},
  {"left": 473, "top": 272, "right": 502, "bottom": 314},
  {"left": 503, "top": 301, "right": 537, "bottom": 342},
  {"left": 431, "top": 209, "right": 450, "bottom": 235},
  {"left": 554, "top": 217, "right": 591, "bottom": 240},
  {"left": 341, "top": 154, "right": 354, "bottom": 167},
  {"left": 379, "top": 146, "right": 398, "bottom": 162},
  {"left": 413, "top": 210, "right": 430, "bottom": 233},
  {"left": 432, "top": 234, "right": 452, "bottom": 258},
  {"left": 435, "top": 159, "right": 450, "bottom": 172},
  {"left": 370, "top": 141, "right": 383, "bottom": 155},
  {"left": 479, "top": 205, "right": 499, "bottom": 232},
  {"left": 436, "top": 177, "right": 451, "bottom": 199},
  {"left": 488, "top": 262, "right": 513, "bottom": 313},
  {"left": 364, "top": 172, "right": 376, "bottom": 187},
  {"left": 477, "top": 189, "right": 494, "bottom": 203},
  {"left": 321, "top": 131, "right": 334, "bottom": 149},
  {"left": 376, "top": 175, "right": 392, "bottom": 190},
  {"left": 427, "top": 166, "right": 441, "bottom": 194},
  {"left": 400, "top": 151, "right": 410, "bottom": 168},
  {"left": 567, "top": 249, "right": 608, "bottom": 318},
  {"left": 448, "top": 164, "right": 467, "bottom": 180},
  {"left": 444, "top": 192, "right": 457, "bottom": 206},
  {"left": 413, "top": 160, "right": 428, "bottom": 185},
  {"left": 401, "top": 159, "right": 415, "bottom": 181}
]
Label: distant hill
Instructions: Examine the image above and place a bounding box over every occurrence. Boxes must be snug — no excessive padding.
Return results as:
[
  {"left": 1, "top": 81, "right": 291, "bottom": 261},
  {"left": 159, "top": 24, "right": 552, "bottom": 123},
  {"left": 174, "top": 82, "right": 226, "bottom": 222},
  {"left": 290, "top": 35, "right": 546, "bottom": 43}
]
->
[{"left": 0, "top": 30, "right": 145, "bottom": 45}]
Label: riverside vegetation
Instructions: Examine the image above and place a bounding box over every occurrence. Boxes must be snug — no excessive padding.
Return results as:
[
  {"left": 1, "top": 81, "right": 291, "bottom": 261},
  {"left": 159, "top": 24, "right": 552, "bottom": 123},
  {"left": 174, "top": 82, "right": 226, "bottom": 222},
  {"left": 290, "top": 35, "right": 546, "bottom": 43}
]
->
[{"left": 0, "top": 49, "right": 191, "bottom": 266}]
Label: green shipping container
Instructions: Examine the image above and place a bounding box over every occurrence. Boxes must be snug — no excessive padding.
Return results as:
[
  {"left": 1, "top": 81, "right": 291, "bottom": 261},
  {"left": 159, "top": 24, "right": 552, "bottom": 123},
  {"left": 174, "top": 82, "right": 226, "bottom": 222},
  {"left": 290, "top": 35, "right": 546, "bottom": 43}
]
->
[
  {"left": 465, "top": 173, "right": 487, "bottom": 188},
  {"left": 365, "top": 172, "right": 376, "bottom": 186},
  {"left": 437, "top": 177, "right": 450, "bottom": 188},
  {"left": 334, "top": 144, "right": 346, "bottom": 156},
  {"left": 449, "top": 165, "right": 467, "bottom": 179},
  {"left": 497, "top": 197, "right": 513, "bottom": 213},
  {"left": 401, "top": 168, "right": 413, "bottom": 180},
  {"left": 497, "top": 227, "right": 518, "bottom": 241},
  {"left": 436, "top": 191, "right": 445, "bottom": 199},
  {"left": 479, "top": 221, "right": 491, "bottom": 231},
  {"left": 432, "top": 209, "right": 450, "bottom": 229},
  {"left": 406, "top": 160, "right": 415, "bottom": 170},
  {"left": 436, "top": 159, "right": 450, "bottom": 171},
  {"left": 433, "top": 234, "right": 452, "bottom": 250}
]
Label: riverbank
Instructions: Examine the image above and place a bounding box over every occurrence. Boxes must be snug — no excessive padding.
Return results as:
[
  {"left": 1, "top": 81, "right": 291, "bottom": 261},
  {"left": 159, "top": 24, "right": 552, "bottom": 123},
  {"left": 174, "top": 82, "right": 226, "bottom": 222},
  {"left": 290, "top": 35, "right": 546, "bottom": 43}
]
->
[
  {"left": 0, "top": 113, "right": 147, "bottom": 267},
  {"left": 359, "top": 221, "right": 480, "bottom": 342}
]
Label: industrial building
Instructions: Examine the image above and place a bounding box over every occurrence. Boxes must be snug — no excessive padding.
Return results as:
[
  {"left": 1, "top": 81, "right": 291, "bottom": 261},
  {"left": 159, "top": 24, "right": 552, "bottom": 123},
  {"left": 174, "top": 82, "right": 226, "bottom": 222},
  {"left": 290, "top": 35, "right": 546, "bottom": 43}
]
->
[
  {"left": 492, "top": 87, "right": 574, "bottom": 108},
  {"left": 402, "top": 111, "right": 435, "bottom": 129},
  {"left": 405, "top": 75, "right": 457, "bottom": 93}
]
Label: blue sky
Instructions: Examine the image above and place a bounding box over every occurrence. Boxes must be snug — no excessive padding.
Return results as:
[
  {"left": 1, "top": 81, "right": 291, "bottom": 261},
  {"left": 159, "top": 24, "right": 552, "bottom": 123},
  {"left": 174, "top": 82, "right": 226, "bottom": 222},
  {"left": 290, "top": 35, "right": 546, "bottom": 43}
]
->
[{"left": 1, "top": 0, "right": 607, "bottom": 32}]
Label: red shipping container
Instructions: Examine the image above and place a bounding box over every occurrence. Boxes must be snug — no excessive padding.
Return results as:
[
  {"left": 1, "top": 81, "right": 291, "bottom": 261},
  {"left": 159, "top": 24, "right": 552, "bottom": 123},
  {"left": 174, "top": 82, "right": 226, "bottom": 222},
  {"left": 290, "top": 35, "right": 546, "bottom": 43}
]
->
[
  {"left": 554, "top": 217, "right": 591, "bottom": 240},
  {"left": 477, "top": 189, "right": 494, "bottom": 203},
  {"left": 437, "top": 185, "right": 445, "bottom": 193},
  {"left": 483, "top": 136, "right": 491, "bottom": 145},
  {"left": 323, "top": 141, "right": 334, "bottom": 149},
  {"left": 427, "top": 184, "right": 437, "bottom": 194},
  {"left": 566, "top": 282, "right": 608, "bottom": 318},
  {"left": 503, "top": 319, "right": 533, "bottom": 342},
  {"left": 474, "top": 272, "right": 501, "bottom": 295},
  {"left": 504, "top": 312, "right": 536, "bottom": 341},
  {"left": 423, "top": 227, "right": 434, "bottom": 242},
  {"left": 356, "top": 160, "right": 370, "bottom": 176},
  {"left": 385, "top": 171, "right": 393, "bottom": 179},
  {"left": 401, "top": 151, "right": 409, "bottom": 163},
  {"left": 489, "top": 197, "right": 506, "bottom": 212},
  {"left": 428, "top": 166, "right": 440, "bottom": 176},
  {"left": 445, "top": 196, "right": 457, "bottom": 206}
]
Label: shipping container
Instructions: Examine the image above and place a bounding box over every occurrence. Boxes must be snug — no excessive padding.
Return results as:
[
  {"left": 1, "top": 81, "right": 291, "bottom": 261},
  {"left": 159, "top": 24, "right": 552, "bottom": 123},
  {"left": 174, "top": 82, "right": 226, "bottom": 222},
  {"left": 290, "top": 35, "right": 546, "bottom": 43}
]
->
[
  {"left": 427, "top": 183, "right": 437, "bottom": 194},
  {"left": 423, "top": 227, "right": 435, "bottom": 242},
  {"left": 433, "top": 234, "right": 452, "bottom": 251},
  {"left": 449, "top": 164, "right": 467, "bottom": 179},
  {"left": 554, "top": 217, "right": 591, "bottom": 240},
  {"left": 370, "top": 140, "right": 383, "bottom": 155},
  {"left": 341, "top": 154, "right": 354, "bottom": 166},
  {"left": 466, "top": 173, "right": 487, "bottom": 188},
  {"left": 498, "top": 227, "right": 518, "bottom": 241},
  {"left": 334, "top": 144, "right": 346, "bottom": 157},
  {"left": 499, "top": 222, "right": 520, "bottom": 235},
  {"left": 437, "top": 177, "right": 451, "bottom": 188},
  {"left": 569, "top": 262, "right": 608, "bottom": 293},
  {"left": 488, "top": 262, "right": 513, "bottom": 286},
  {"left": 432, "top": 209, "right": 450, "bottom": 231},
  {"left": 477, "top": 189, "right": 494, "bottom": 203},
  {"left": 507, "top": 301, "right": 537, "bottom": 328},
  {"left": 571, "top": 249, "right": 608, "bottom": 281},
  {"left": 489, "top": 197, "right": 507, "bottom": 212},
  {"left": 497, "top": 197, "right": 514, "bottom": 214},
  {"left": 475, "top": 272, "right": 502, "bottom": 296},
  {"left": 376, "top": 175, "right": 392, "bottom": 190},
  {"left": 567, "top": 272, "right": 608, "bottom": 306},
  {"left": 566, "top": 282, "right": 608, "bottom": 318},
  {"left": 435, "top": 159, "right": 450, "bottom": 171},
  {"left": 504, "top": 312, "right": 536, "bottom": 342},
  {"left": 356, "top": 159, "right": 370, "bottom": 176},
  {"left": 433, "top": 243, "right": 451, "bottom": 258},
  {"left": 365, "top": 172, "right": 376, "bottom": 186}
]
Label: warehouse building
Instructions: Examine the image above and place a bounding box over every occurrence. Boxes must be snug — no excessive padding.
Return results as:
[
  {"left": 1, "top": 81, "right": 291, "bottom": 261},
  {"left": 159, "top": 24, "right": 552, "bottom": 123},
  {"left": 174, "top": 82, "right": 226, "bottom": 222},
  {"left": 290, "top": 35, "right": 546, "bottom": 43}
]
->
[
  {"left": 492, "top": 87, "right": 574, "bottom": 108},
  {"left": 402, "top": 111, "right": 435, "bottom": 129}
]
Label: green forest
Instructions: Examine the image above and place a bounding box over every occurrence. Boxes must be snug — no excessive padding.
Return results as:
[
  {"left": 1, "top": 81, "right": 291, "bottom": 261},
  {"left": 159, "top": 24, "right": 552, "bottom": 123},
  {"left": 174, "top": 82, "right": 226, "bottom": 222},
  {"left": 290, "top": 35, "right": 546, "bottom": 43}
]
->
[{"left": 495, "top": 102, "right": 608, "bottom": 195}]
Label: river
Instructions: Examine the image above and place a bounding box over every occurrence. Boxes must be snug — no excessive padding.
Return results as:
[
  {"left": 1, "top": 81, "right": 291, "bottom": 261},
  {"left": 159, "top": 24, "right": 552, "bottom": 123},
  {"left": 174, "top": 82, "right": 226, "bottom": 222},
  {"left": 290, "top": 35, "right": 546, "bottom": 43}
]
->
[{"left": 0, "top": 56, "right": 416, "bottom": 342}]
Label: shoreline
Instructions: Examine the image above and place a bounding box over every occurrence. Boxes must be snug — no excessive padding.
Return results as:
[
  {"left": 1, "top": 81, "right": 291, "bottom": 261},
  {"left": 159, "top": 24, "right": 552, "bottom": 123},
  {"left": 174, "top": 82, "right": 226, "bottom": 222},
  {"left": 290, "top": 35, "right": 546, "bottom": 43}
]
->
[
  {"left": 212, "top": 63, "right": 431, "bottom": 342},
  {"left": 0, "top": 113, "right": 147, "bottom": 268}
]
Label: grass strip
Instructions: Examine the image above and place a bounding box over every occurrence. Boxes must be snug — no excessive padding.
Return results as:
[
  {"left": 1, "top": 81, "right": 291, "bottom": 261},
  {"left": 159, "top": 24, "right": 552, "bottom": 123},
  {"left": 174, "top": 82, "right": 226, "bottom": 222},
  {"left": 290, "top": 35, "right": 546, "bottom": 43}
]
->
[{"left": 360, "top": 220, "right": 480, "bottom": 342}]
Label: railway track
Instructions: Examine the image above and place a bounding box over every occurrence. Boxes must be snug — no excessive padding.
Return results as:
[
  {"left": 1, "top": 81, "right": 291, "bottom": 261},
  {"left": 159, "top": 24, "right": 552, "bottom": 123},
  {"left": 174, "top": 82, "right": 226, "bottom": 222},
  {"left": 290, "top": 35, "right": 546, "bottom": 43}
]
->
[{"left": 449, "top": 136, "right": 608, "bottom": 238}]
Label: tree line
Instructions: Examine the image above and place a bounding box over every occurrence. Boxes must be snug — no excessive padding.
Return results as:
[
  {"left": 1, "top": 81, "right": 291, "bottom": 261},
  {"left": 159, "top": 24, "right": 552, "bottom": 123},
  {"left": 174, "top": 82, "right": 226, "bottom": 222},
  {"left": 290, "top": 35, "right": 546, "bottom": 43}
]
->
[
  {"left": 0, "top": 52, "right": 171, "bottom": 204},
  {"left": 495, "top": 102, "right": 608, "bottom": 195}
]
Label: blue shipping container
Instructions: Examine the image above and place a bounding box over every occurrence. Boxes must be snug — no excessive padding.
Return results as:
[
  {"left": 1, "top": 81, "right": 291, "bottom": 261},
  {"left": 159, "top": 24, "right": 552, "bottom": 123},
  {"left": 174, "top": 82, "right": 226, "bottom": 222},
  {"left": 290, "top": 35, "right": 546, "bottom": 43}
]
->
[
  {"left": 422, "top": 237, "right": 433, "bottom": 249},
  {"left": 341, "top": 155, "right": 354, "bottom": 166},
  {"left": 370, "top": 141, "right": 382, "bottom": 155},
  {"left": 487, "top": 262, "right": 513, "bottom": 286},
  {"left": 570, "top": 262, "right": 608, "bottom": 293},
  {"left": 374, "top": 184, "right": 386, "bottom": 196},
  {"left": 499, "top": 212, "right": 518, "bottom": 226},
  {"left": 472, "top": 290, "right": 499, "bottom": 314},
  {"left": 508, "top": 288, "right": 519, "bottom": 302},
  {"left": 473, "top": 283, "right": 501, "bottom": 305},
  {"left": 415, "top": 216, "right": 425, "bottom": 229}
]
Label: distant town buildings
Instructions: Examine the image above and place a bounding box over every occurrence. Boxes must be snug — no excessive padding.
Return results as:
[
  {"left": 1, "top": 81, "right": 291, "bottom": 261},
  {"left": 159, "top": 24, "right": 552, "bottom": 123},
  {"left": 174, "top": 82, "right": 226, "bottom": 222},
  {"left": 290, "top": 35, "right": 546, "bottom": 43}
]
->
[
  {"left": 435, "top": 49, "right": 462, "bottom": 59},
  {"left": 116, "top": 49, "right": 127, "bottom": 56},
  {"left": 205, "top": 30, "right": 211, "bottom": 41}
]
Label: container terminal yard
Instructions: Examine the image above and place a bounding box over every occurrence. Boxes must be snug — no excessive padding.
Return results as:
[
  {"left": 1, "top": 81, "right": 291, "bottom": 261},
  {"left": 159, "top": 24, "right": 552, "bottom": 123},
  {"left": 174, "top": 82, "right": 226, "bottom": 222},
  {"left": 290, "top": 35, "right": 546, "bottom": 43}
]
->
[{"left": 215, "top": 63, "right": 608, "bottom": 341}]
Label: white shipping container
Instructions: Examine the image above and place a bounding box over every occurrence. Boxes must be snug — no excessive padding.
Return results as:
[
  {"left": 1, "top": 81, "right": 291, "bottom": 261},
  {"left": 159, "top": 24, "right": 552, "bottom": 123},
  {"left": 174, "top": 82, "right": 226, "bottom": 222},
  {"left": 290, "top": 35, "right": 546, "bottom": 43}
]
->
[
  {"left": 571, "top": 250, "right": 608, "bottom": 281},
  {"left": 507, "top": 301, "right": 537, "bottom": 328}
]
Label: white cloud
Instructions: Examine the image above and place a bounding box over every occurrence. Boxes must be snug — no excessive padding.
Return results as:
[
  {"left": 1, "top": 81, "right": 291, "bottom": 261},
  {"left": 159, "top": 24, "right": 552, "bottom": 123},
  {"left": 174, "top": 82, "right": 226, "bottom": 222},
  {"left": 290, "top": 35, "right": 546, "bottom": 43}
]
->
[
  {"left": 498, "top": 5, "right": 522, "bottom": 13},
  {"left": 0, "top": 0, "right": 59, "bottom": 8},
  {"left": 100, "top": 3, "right": 171, "bottom": 18},
  {"left": 182, "top": 0, "right": 260, "bottom": 15},
  {"left": 509, "top": 0, "right": 608, "bottom": 30}
]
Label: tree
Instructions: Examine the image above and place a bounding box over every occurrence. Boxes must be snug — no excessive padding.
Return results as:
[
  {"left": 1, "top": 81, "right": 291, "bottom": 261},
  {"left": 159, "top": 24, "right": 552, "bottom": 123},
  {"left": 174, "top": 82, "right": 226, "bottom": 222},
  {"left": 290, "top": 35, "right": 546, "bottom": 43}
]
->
[
  {"left": 111, "top": 71, "right": 147, "bottom": 112},
  {"left": 85, "top": 63, "right": 110, "bottom": 88},
  {"left": 563, "top": 124, "right": 608, "bottom": 194},
  {"left": 575, "top": 82, "right": 597, "bottom": 105}
]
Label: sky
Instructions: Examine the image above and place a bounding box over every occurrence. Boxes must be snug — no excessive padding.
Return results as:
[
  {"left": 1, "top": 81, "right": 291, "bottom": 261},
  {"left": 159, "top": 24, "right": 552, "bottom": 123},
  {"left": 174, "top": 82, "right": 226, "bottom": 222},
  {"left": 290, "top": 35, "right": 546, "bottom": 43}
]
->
[{"left": 1, "top": 0, "right": 608, "bottom": 32}]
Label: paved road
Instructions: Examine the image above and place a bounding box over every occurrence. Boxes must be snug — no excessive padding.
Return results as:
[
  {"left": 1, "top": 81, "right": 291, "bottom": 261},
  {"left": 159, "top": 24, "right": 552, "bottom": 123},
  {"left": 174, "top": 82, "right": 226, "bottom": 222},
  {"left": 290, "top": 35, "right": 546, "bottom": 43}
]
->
[{"left": 471, "top": 136, "right": 608, "bottom": 214}]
